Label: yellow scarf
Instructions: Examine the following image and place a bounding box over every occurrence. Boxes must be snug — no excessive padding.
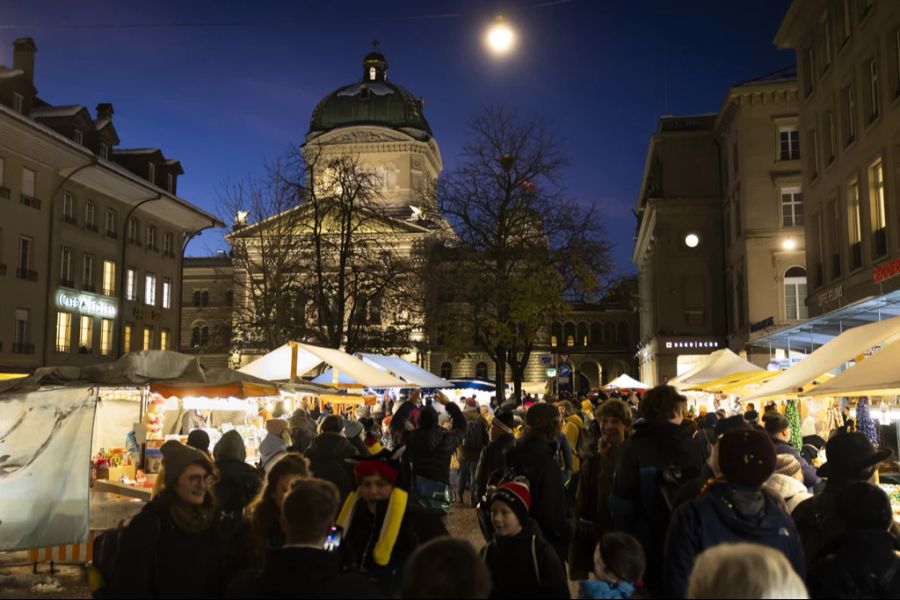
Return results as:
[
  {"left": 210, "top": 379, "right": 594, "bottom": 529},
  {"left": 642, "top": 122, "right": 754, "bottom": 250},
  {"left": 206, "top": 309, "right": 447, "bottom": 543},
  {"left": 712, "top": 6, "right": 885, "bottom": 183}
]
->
[{"left": 338, "top": 488, "right": 408, "bottom": 566}]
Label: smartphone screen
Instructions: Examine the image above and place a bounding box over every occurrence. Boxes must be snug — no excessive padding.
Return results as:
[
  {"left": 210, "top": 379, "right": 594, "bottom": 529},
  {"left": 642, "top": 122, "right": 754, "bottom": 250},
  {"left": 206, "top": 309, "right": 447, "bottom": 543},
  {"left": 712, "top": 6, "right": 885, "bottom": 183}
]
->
[{"left": 324, "top": 525, "right": 342, "bottom": 552}]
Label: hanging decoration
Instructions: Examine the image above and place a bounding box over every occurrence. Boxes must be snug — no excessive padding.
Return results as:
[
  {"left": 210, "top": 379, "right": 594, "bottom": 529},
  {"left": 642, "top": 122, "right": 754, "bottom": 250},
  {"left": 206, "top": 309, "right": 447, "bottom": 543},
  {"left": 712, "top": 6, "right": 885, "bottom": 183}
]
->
[
  {"left": 785, "top": 399, "right": 802, "bottom": 450},
  {"left": 856, "top": 397, "right": 879, "bottom": 447}
]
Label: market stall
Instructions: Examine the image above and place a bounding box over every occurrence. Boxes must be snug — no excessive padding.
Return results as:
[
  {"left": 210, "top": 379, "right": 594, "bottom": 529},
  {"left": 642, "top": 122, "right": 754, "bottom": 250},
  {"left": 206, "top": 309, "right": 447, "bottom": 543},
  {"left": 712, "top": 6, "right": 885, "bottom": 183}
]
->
[
  {"left": 603, "top": 373, "right": 651, "bottom": 390},
  {"left": 670, "top": 348, "right": 764, "bottom": 389}
]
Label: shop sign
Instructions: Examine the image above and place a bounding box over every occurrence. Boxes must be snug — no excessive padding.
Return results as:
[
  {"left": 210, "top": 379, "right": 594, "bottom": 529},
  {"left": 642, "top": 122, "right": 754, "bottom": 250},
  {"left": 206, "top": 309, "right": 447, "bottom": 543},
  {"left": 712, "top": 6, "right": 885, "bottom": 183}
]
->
[
  {"left": 55, "top": 289, "right": 116, "bottom": 319},
  {"left": 816, "top": 285, "right": 843, "bottom": 310},
  {"left": 132, "top": 305, "right": 162, "bottom": 321},
  {"left": 873, "top": 258, "right": 900, "bottom": 284},
  {"left": 540, "top": 355, "right": 552, "bottom": 366},
  {"left": 664, "top": 340, "right": 721, "bottom": 350},
  {"left": 545, "top": 368, "right": 557, "bottom": 377}
]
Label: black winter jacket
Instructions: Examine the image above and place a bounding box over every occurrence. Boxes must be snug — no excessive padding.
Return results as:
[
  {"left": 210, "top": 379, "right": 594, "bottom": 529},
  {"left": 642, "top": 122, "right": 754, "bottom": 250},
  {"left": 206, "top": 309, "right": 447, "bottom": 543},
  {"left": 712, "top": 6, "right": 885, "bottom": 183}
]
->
[
  {"left": 771, "top": 437, "right": 821, "bottom": 489},
  {"left": 505, "top": 435, "right": 573, "bottom": 561},
  {"left": 609, "top": 418, "right": 705, "bottom": 592},
  {"left": 110, "top": 500, "right": 225, "bottom": 598},
  {"left": 474, "top": 432, "right": 516, "bottom": 502},
  {"left": 406, "top": 402, "right": 465, "bottom": 485},
  {"left": 306, "top": 433, "right": 359, "bottom": 500},
  {"left": 481, "top": 521, "right": 570, "bottom": 599},
  {"left": 214, "top": 459, "right": 263, "bottom": 521},
  {"left": 663, "top": 482, "right": 806, "bottom": 598},
  {"left": 255, "top": 546, "right": 382, "bottom": 599},
  {"left": 809, "top": 528, "right": 900, "bottom": 600}
]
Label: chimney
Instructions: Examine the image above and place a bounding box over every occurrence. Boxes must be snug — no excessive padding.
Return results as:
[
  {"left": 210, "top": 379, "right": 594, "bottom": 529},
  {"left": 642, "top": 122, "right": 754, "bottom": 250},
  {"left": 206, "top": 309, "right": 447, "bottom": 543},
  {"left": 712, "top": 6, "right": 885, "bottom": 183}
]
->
[
  {"left": 12, "top": 38, "right": 36, "bottom": 83},
  {"left": 96, "top": 103, "right": 114, "bottom": 121}
]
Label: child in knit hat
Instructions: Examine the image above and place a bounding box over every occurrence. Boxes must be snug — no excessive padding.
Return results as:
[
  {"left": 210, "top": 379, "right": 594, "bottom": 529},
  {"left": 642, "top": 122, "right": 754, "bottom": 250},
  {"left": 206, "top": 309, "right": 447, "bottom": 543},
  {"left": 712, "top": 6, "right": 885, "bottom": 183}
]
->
[
  {"left": 481, "top": 478, "right": 570, "bottom": 599},
  {"left": 578, "top": 532, "right": 646, "bottom": 599}
]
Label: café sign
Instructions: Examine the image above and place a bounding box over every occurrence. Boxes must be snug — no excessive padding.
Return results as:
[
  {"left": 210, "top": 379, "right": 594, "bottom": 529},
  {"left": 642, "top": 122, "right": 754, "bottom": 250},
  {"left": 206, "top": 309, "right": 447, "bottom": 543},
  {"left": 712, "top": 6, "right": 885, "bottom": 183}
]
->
[
  {"left": 873, "top": 258, "right": 900, "bottom": 284},
  {"left": 56, "top": 289, "right": 117, "bottom": 319}
]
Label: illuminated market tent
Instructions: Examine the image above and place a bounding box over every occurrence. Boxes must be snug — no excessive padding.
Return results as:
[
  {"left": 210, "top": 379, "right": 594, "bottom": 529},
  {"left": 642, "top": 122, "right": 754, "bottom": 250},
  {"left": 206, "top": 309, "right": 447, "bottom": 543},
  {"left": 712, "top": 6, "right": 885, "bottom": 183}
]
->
[
  {"left": 744, "top": 315, "right": 900, "bottom": 402},
  {"left": 312, "top": 352, "right": 450, "bottom": 388},
  {"left": 801, "top": 339, "right": 900, "bottom": 398},
  {"left": 603, "top": 373, "right": 651, "bottom": 390},
  {"left": 670, "top": 349, "right": 763, "bottom": 388}
]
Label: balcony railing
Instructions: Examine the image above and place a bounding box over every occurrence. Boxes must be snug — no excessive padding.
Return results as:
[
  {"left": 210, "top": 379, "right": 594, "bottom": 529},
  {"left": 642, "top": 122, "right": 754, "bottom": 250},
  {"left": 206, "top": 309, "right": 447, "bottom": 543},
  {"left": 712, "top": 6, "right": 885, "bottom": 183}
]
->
[
  {"left": 102, "top": 287, "right": 116, "bottom": 297},
  {"left": 20, "top": 194, "right": 41, "bottom": 209},
  {"left": 16, "top": 267, "right": 38, "bottom": 281},
  {"left": 82, "top": 283, "right": 96, "bottom": 293},
  {"left": 874, "top": 227, "right": 888, "bottom": 257},
  {"left": 12, "top": 343, "right": 35, "bottom": 354}
]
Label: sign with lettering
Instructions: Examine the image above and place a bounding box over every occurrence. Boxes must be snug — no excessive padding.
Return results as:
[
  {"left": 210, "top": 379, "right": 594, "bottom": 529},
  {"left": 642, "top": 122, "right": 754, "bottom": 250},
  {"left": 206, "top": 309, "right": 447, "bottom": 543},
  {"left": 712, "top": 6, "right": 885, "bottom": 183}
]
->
[
  {"left": 664, "top": 340, "right": 721, "bottom": 350},
  {"left": 873, "top": 258, "right": 900, "bottom": 284},
  {"left": 55, "top": 289, "right": 116, "bottom": 319},
  {"left": 816, "top": 285, "right": 843, "bottom": 310}
]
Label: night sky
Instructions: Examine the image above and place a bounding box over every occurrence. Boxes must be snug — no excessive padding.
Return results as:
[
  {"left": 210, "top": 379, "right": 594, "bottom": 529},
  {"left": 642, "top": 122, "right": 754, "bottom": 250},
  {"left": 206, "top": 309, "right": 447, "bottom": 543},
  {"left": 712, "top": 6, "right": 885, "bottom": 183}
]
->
[{"left": 1, "top": 0, "right": 792, "bottom": 275}]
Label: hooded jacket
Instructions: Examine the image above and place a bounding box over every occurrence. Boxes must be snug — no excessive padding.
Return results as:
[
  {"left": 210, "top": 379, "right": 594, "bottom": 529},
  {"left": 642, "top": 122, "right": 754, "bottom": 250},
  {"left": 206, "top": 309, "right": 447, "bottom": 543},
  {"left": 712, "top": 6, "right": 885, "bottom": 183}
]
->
[
  {"left": 481, "top": 520, "right": 570, "bottom": 599},
  {"left": 405, "top": 402, "right": 465, "bottom": 485},
  {"left": 213, "top": 431, "right": 263, "bottom": 523},
  {"left": 771, "top": 437, "right": 821, "bottom": 490},
  {"left": 809, "top": 528, "right": 900, "bottom": 599},
  {"left": 663, "top": 482, "right": 806, "bottom": 598},
  {"left": 763, "top": 473, "right": 813, "bottom": 514},
  {"left": 561, "top": 413, "right": 586, "bottom": 471},
  {"left": 306, "top": 433, "right": 359, "bottom": 500},
  {"left": 474, "top": 432, "right": 516, "bottom": 502},
  {"left": 506, "top": 434, "right": 572, "bottom": 562}
]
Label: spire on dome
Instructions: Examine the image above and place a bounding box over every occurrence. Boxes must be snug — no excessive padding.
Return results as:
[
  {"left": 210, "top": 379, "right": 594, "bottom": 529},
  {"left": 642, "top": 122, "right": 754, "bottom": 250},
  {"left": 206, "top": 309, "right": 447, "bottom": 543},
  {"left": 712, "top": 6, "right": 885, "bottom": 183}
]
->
[{"left": 363, "top": 42, "right": 388, "bottom": 83}]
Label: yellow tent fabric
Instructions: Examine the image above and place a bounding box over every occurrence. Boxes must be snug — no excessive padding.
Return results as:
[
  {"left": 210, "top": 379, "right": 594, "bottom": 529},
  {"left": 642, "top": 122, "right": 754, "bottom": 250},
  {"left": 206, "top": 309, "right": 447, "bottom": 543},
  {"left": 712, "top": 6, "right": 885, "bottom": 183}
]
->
[
  {"left": 670, "top": 349, "right": 764, "bottom": 388},
  {"left": 688, "top": 370, "right": 773, "bottom": 393},
  {"left": 744, "top": 315, "right": 900, "bottom": 402}
]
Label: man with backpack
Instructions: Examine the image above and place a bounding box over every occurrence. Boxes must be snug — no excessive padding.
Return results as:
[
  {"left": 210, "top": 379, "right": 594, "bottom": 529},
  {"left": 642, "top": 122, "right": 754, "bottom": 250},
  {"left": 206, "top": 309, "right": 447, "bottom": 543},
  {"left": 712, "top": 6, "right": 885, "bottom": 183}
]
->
[
  {"left": 609, "top": 385, "right": 704, "bottom": 595},
  {"left": 458, "top": 398, "right": 489, "bottom": 506}
]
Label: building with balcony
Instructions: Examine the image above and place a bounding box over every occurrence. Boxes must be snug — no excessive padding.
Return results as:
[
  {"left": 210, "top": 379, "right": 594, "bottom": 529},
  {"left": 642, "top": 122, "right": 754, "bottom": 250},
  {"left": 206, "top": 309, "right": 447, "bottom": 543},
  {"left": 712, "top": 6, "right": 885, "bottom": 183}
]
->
[{"left": 0, "top": 37, "right": 222, "bottom": 373}]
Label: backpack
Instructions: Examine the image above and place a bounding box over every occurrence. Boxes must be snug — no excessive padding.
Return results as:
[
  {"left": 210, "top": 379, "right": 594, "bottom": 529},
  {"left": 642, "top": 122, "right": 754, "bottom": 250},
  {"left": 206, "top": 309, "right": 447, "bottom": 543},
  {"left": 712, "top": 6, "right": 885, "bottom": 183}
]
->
[
  {"left": 463, "top": 420, "right": 486, "bottom": 452},
  {"left": 89, "top": 512, "right": 161, "bottom": 597},
  {"left": 573, "top": 424, "right": 594, "bottom": 460}
]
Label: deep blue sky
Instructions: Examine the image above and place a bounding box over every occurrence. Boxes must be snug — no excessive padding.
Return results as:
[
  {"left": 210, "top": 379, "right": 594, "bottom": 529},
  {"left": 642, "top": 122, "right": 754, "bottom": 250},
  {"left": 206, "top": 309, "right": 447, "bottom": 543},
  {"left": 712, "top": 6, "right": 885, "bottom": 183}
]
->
[{"left": 1, "top": 0, "right": 792, "bottom": 275}]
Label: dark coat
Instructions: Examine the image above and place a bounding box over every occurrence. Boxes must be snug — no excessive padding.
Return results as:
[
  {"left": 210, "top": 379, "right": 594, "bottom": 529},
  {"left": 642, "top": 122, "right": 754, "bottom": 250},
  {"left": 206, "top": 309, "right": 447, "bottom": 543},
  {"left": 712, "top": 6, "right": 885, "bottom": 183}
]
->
[
  {"left": 459, "top": 413, "right": 490, "bottom": 462},
  {"left": 110, "top": 500, "right": 225, "bottom": 599},
  {"left": 214, "top": 459, "right": 263, "bottom": 521},
  {"left": 571, "top": 444, "right": 621, "bottom": 579},
  {"left": 474, "top": 432, "right": 516, "bottom": 501},
  {"left": 609, "top": 418, "right": 705, "bottom": 592},
  {"left": 306, "top": 433, "right": 359, "bottom": 500},
  {"left": 339, "top": 498, "right": 419, "bottom": 597},
  {"left": 256, "top": 546, "right": 382, "bottom": 599},
  {"left": 406, "top": 402, "right": 465, "bottom": 485},
  {"left": 481, "top": 521, "right": 570, "bottom": 599},
  {"left": 505, "top": 435, "right": 573, "bottom": 561},
  {"left": 792, "top": 480, "right": 900, "bottom": 568},
  {"left": 663, "top": 482, "right": 806, "bottom": 598},
  {"left": 223, "top": 518, "right": 286, "bottom": 596},
  {"left": 809, "top": 529, "right": 900, "bottom": 599},
  {"left": 771, "top": 437, "right": 821, "bottom": 489},
  {"left": 672, "top": 463, "right": 716, "bottom": 509}
]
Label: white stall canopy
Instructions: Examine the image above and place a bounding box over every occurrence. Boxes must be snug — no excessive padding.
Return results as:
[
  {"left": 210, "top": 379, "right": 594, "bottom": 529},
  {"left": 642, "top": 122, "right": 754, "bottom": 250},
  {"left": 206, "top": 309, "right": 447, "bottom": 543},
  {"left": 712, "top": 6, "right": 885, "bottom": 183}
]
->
[
  {"left": 358, "top": 354, "right": 451, "bottom": 388},
  {"left": 745, "top": 315, "right": 900, "bottom": 402},
  {"left": 239, "top": 342, "right": 408, "bottom": 388},
  {"left": 670, "top": 349, "right": 763, "bottom": 388},
  {"left": 604, "top": 374, "right": 651, "bottom": 390},
  {"left": 801, "top": 340, "right": 900, "bottom": 398}
]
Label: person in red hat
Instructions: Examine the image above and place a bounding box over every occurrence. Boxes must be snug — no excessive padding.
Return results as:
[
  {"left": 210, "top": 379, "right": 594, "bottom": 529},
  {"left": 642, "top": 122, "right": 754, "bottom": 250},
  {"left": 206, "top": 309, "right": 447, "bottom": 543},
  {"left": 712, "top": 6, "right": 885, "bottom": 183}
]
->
[{"left": 480, "top": 478, "right": 570, "bottom": 599}]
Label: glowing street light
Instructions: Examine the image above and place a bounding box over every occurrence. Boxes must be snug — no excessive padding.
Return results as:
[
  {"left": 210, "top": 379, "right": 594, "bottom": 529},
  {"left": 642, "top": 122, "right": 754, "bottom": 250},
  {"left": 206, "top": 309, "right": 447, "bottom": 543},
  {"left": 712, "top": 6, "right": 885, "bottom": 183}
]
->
[
  {"left": 485, "top": 17, "right": 515, "bottom": 55},
  {"left": 783, "top": 238, "right": 797, "bottom": 250}
]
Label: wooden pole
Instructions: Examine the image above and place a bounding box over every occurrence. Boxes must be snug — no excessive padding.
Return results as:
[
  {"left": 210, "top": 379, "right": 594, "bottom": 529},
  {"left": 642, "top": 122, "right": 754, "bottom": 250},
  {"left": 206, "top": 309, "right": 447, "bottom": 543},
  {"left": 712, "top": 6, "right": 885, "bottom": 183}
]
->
[{"left": 290, "top": 342, "right": 298, "bottom": 383}]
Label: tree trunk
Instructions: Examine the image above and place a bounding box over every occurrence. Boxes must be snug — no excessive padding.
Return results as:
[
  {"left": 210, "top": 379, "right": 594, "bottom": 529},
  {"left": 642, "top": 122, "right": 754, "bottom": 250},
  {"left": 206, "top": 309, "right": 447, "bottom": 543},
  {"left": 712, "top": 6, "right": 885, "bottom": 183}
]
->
[{"left": 494, "top": 344, "right": 507, "bottom": 405}]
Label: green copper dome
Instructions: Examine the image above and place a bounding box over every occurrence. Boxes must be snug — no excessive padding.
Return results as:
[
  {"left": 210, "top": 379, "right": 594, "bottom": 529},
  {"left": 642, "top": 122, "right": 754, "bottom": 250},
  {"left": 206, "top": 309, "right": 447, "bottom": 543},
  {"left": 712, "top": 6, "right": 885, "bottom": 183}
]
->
[{"left": 308, "top": 51, "right": 432, "bottom": 139}]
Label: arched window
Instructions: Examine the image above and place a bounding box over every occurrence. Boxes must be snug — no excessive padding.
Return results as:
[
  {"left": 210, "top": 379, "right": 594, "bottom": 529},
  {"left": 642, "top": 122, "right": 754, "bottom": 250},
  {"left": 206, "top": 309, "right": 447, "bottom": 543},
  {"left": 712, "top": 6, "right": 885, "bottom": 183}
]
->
[
  {"left": 200, "top": 326, "right": 209, "bottom": 346},
  {"left": 201, "top": 291, "right": 210, "bottom": 307},
  {"left": 617, "top": 322, "right": 629, "bottom": 346},
  {"left": 385, "top": 164, "right": 398, "bottom": 189},
  {"left": 564, "top": 322, "right": 576, "bottom": 347},
  {"left": 590, "top": 323, "right": 602, "bottom": 345},
  {"left": 440, "top": 362, "right": 453, "bottom": 379},
  {"left": 191, "top": 327, "right": 200, "bottom": 347},
  {"left": 550, "top": 322, "right": 562, "bottom": 347},
  {"left": 475, "top": 362, "right": 488, "bottom": 379},
  {"left": 578, "top": 322, "right": 589, "bottom": 346},
  {"left": 605, "top": 322, "right": 616, "bottom": 345},
  {"left": 785, "top": 266, "right": 808, "bottom": 321},
  {"left": 193, "top": 290, "right": 201, "bottom": 307}
]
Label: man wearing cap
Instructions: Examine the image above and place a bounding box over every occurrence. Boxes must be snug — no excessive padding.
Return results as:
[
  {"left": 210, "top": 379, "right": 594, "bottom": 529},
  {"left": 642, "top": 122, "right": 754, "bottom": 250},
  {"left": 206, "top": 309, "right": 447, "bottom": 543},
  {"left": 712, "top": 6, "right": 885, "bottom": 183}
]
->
[
  {"left": 663, "top": 429, "right": 806, "bottom": 598},
  {"left": 792, "top": 431, "right": 898, "bottom": 569},
  {"left": 763, "top": 411, "right": 821, "bottom": 490}
]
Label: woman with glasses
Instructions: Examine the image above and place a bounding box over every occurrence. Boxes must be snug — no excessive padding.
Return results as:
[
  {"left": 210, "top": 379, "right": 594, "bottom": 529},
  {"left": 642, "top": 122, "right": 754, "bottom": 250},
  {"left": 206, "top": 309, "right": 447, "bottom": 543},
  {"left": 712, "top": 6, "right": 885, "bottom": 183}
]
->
[{"left": 109, "top": 440, "right": 225, "bottom": 598}]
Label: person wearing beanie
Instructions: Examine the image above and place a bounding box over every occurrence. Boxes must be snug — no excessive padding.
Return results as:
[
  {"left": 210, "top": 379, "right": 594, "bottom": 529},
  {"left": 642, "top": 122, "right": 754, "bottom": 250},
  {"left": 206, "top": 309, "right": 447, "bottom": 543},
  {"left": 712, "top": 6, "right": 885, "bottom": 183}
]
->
[
  {"left": 213, "top": 430, "right": 262, "bottom": 533},
  {"left": 505, "top": 402, "right": 573, "bottom": 563},
  {"left": 259, "top": 418, "right": 291, "bottom": 471},
  {"left": 287, "top": 408, "right": 316, "bottom": 454},
  {"left": 481, "top": 478, "right": 570, "bottom": 599},
  {"left": 663, "top": 428, "right": 805, "bottom": 598},
  {"left": 338, "top": 448, "right": 420, "bottom": 597},
  {"left": 609, "top": 385, "right": 705, "bottom": 594},
  {"left": 571, "top": 399, "right": 633, "bottom": 580},
  {"left": 343, "top": 419, "right": 369, "bottom": 456},
  {"left": 762, "top": 454, "right": 812, "bottom": 514},
  {"left": 186, "top": 429, "right": 211, "bottom": 455},
  {"left": 792, "top": 431, "right": 898, "bottom": 570},
  {"left": 809, "top": 482, "right": 900, "bottom": 599},
  {"left": 763, "top": 410, "right": 821, "bottom": 490},
  {"left": 305, "top": 414, "right": 360, "bottom": 502},
  {"left": 108, "top": 441, "right": 225, "bottom": 597},
  {"left": 473, "top": 409, "right": 518, "bottom": 508}
]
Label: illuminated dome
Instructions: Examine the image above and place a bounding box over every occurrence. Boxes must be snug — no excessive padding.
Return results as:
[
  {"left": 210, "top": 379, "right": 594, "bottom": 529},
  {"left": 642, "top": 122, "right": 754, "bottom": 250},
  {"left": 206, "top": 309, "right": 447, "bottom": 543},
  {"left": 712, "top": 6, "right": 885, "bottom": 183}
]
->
[{"left": 308, "top": 51, "right": 432, "bottom": 141}]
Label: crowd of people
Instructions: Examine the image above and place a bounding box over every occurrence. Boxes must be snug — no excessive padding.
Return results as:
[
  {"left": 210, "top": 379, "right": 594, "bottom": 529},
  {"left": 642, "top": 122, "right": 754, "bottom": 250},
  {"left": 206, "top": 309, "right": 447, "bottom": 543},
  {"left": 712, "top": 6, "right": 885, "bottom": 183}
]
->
[{"left": 91, "top": 385, "right": 899, "bottom": 599}]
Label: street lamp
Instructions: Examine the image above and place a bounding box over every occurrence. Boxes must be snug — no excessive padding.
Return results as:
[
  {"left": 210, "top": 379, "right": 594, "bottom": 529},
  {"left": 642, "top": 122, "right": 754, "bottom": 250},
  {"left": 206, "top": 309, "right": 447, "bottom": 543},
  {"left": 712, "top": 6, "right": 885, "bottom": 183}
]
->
[{"left": 485, "top": 17, "right": 515, "bottom": 56}]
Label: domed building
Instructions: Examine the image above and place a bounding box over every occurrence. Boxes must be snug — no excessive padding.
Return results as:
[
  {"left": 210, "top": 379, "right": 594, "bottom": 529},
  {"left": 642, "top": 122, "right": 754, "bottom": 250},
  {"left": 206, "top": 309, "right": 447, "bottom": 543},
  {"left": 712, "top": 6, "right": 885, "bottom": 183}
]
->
[{"left": 303, "top": 51, "right": 443, "bottom": 221}]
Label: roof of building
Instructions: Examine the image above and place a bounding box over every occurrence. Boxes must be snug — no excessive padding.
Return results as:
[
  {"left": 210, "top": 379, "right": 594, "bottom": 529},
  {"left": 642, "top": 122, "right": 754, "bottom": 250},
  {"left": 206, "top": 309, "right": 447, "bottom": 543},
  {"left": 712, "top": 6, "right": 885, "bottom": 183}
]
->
[
  {"left": 309, "top": 51, "right": 432, "bottom": 138},
  {"left": 734, "top": 65, "right": 797, "bottom": 87},
  {"left": 30, "top": 104, "right": 86, "bottom": 118}
]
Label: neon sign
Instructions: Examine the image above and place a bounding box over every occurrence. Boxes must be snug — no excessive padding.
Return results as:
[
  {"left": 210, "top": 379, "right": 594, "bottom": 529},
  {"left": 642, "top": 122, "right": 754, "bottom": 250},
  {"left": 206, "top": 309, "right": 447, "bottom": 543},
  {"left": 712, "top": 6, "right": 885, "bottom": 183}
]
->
[{"left": 56, "top": 289, "right": 117, "bottom": 318}]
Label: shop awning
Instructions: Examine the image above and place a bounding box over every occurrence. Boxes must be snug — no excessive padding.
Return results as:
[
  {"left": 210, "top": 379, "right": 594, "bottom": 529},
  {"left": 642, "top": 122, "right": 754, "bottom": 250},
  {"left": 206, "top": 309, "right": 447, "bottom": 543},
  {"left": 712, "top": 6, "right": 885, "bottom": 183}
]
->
[
  {"left": 685, "top": 370, "right": 774, "bottom": 393},
  {"left": 745, "top": 315, "right": 900, "bottom": 402},
  {"left": 358, "top": 354, "right": 451, "bottom": 388},
  {"left": 671, "top": 349, "right": 763, "bottom": 388},
  {"left": 801, "top": 340, "right": 900, "bottom": 398},
  {"left": 149, "top": 380, "right": 280, "bottom": 399},
  {"left": 238, "top": 342, "right": 408, "bottom": 388},
  {"left": 604, "top": 374, "right": 651, "bottom": 390}
]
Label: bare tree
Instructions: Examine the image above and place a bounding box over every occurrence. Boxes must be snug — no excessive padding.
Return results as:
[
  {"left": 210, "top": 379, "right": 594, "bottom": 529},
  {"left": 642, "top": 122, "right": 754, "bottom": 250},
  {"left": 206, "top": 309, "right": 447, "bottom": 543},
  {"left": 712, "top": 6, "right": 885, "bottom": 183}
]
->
[
  {"left": 425, "top": 107, "right": 613, "bottom": 402},
  {"left": 222, "top": 147, "right": 422, "bottom": 356}
]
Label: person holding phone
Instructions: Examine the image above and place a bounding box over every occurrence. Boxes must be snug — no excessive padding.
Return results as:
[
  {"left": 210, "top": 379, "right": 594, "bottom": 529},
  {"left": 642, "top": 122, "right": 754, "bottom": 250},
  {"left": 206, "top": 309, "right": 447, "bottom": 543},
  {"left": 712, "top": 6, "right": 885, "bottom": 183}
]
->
[{"left": 255, "top": 478, "right": 381, "bottom": 599}]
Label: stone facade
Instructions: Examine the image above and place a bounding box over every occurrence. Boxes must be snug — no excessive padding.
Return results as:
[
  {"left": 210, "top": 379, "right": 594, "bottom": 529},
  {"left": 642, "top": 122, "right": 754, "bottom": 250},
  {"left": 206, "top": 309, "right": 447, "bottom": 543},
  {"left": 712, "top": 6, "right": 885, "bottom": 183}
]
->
[{"left": 180, "top": 256, "right": 233, "bottom": 368}]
